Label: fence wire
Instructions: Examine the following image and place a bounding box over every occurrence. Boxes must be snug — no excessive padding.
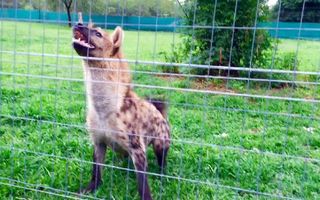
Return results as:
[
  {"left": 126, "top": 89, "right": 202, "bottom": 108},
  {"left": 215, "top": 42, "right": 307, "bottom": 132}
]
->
[{"left": 0, "top": 0, "right": 319, "bottom": 200}]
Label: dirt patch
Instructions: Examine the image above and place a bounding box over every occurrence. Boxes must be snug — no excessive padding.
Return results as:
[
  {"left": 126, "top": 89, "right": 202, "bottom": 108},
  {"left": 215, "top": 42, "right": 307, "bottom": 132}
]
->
[
  {"left": 191, "top": 79, "right": 235, "bottom": 93},
  {"left": 155, "top": 74, "right": 185, "bottom": 81},
  {"left": 156, "top": 74, "right": 239, "bottom": 93}
]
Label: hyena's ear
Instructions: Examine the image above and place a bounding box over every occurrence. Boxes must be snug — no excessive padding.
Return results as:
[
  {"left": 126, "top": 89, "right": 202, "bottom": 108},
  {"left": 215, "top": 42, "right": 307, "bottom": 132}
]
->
[{"left": 112, "top": 26, "right": 124, "bottom": 48}]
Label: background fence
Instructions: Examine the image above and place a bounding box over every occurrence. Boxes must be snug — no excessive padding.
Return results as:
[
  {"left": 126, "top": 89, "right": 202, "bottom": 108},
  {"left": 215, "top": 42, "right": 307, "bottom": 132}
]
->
[
  {"left": 1, "top": 8, "right": 320, "bottom": 39},
  {"left": 0, "top": 1, "right": 319, "bottom": 200},
  {"left": 0, "top": 8, "right": 178, "bottom": 31}
]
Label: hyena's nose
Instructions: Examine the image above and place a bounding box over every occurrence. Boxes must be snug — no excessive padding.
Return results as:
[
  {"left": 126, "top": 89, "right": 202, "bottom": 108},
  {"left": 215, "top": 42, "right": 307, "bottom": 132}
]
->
[
  {"left": 74, "top": 24, "right": 84, "bottom": 28},
  {"left": 73, "top": 24, "right": 86, "bottom": 32}
]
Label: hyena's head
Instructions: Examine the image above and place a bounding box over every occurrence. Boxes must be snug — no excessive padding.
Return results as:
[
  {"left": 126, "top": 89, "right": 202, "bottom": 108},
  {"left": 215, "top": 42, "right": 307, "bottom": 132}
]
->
[{"left": 72, "top": 23, "right": 124, "bottom": 58}]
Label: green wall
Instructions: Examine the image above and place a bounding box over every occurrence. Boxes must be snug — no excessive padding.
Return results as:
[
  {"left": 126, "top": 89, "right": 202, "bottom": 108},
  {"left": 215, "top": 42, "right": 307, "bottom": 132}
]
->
[
  {"left": 0, "top": 8, "right": 179, "bottom": 31},
  {"left": 1, "top": 9, "right": 319, "bottom": 40}
]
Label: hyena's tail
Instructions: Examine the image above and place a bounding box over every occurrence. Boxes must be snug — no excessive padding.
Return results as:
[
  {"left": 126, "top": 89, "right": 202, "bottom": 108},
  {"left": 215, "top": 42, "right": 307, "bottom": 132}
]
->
[{"left": 147, "top": 98, "right": 168, "bottom": 118}]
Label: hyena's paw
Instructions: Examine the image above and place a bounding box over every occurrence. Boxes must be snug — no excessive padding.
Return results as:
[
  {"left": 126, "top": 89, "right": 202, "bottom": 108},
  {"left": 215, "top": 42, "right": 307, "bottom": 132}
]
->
[{"left": 78, "top": 180, "right": 102, "bottom": 194}]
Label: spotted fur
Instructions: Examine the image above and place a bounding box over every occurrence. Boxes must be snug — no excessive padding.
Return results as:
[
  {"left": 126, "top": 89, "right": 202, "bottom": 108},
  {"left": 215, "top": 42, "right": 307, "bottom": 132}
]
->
[{"left": 72, "top": 22, "right": 170, "bottom": 200}]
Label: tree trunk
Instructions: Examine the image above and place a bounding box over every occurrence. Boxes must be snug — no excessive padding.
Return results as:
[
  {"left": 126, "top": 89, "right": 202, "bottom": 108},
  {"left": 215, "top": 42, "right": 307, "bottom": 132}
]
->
[{"left": 66, "top": 6, "right": 72, "bottom": 27}]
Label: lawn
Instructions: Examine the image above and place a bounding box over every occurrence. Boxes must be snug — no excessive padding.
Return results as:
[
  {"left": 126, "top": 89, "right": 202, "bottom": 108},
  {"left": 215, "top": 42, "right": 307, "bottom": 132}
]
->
[
  {"left": 277, "top": 39, "right": 320, "bottom": 72},
  {"left": 0, "top": 21, "right": 319, "bottom": 199}
]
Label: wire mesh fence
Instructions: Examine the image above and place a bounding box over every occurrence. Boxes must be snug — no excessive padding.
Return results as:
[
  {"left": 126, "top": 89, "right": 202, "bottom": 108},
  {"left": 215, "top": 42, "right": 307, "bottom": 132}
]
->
[{"left": 0, "top": 0, "right": 319, "bottom": 199}]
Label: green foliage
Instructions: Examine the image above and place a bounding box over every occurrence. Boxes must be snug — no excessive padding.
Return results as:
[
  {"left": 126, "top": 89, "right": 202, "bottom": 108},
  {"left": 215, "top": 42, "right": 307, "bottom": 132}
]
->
[
  {"left": 168, "top": 0, "right": 272, "bottom": 76},
  {"left": 5, "top": 0, "right": 179, "bottom": 17},
  {"left": 159, "top": 45, "right": 184, "bottom": 73},
  {"left": 251, "top": 51, "right": 299, "bottom": 88},
  {"left": 271, "top": 0, "right": 320, "bottom": 23},
  {"left": 73, "top": 0, "right": 178, "bottom": 17}
]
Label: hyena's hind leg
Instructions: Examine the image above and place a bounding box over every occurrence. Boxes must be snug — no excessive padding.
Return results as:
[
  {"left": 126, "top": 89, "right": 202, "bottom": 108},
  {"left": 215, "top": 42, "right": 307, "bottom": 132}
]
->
[
  {"left": 148, "top": 98, "right": 170, "bottom": 169},
  {"left": 152, "top": 130, "right": 170, "bottom": 170}
]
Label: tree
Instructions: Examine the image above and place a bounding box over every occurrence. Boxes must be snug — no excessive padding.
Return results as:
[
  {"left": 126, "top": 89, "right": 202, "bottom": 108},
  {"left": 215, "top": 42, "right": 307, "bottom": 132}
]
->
[
  {"left": 169, "top": 0, "right": 272, "bottom": 75},
  {"left": 61, "top": 0, "right": 73, "bottom": 27},
  {"left": 11, "top": 0, "right": 178, "bottom": 17},
  {"left": 271, "top": 0, "right": 320, "bottom": 23}
]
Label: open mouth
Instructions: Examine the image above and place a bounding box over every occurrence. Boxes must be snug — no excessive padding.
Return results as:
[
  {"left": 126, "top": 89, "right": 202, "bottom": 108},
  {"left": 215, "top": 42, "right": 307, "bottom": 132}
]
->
[{"left": 72, "top": 30, "right": 95, "bottom": 49}]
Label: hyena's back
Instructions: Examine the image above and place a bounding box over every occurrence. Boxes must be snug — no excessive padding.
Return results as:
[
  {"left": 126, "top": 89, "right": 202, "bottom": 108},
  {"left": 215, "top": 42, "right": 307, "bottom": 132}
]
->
[{"left": 107, "top": 90, "right": 170, "bottom": 152}]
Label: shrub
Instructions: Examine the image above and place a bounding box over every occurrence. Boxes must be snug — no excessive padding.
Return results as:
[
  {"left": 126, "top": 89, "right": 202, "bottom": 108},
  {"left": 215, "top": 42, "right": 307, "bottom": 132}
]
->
[
  {"left": 159, "top": 45, "right": 184, "bottom": 74},
  {"left": 166, "top": 0, "right": 272, "bottom": 75},
  {"left": 250, "top": 51, "right": 299, "bottom": 88}
]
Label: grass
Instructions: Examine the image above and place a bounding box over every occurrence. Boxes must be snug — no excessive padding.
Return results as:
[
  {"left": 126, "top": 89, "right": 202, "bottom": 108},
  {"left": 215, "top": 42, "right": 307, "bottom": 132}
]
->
[
  {"left": 0, "top": 20, "right": 319, "bottom": 199},
  {"left": 277, "top": 39, "right": 320, "bottom": 72}
]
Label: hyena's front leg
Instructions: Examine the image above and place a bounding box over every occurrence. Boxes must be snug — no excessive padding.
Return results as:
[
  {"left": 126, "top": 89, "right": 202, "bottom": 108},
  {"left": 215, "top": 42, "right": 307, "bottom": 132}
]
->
[
  {"left": 81, "top": 143, "right": 106, "bottom": 193},
  {"left": 129, "top": 136, "right": 152, "bottom": 200}
]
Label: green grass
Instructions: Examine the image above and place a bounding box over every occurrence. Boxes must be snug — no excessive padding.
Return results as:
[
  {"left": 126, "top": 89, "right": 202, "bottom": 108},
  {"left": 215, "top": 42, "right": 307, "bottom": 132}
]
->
[
  {"left": 0, "top": 21, "right": 319, "bottom": 199},
  {"left": 277, "top": 39, "right": 320, "bottom": 72}
]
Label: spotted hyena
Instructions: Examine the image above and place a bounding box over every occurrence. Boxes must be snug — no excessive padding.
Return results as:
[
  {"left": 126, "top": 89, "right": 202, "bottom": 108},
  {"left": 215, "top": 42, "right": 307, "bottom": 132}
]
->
[{"left": 72, "top": 16, "right": 170, "bottom": 200}]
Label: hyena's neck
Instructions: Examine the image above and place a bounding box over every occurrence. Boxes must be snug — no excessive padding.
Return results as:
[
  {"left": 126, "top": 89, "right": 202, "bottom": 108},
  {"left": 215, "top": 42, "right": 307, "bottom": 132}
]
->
[{"left": 83, "top": 59, "right": 131, "bottom": 118}]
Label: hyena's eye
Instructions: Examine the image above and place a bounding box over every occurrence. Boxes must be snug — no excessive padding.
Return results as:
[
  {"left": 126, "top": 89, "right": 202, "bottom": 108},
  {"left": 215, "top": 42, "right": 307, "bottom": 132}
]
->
[{"left": 95, "top": 32, "right": 102, "bottom": 38}]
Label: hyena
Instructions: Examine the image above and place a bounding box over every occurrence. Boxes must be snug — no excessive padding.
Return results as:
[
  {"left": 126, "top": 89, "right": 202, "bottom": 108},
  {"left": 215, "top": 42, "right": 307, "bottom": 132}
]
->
[{"left": 72, "top": 18, "right": 170, "bottom": 200}]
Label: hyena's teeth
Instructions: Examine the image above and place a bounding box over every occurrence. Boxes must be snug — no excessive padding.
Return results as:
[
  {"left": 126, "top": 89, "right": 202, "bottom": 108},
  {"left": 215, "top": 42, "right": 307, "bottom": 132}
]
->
[{"left": 73, "top": 37, "right": 94, "bottom": 48}]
